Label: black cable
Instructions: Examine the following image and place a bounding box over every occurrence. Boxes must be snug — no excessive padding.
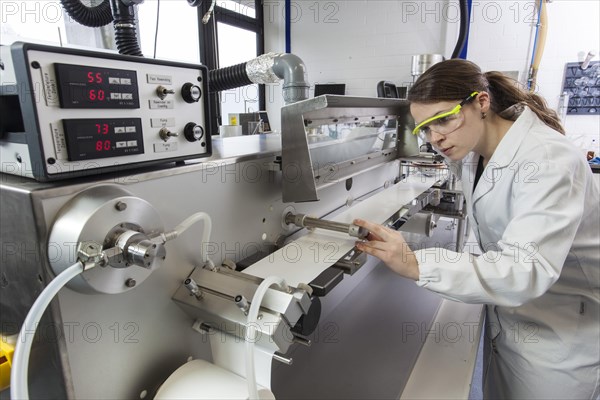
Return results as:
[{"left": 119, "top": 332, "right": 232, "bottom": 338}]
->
[
  {"left": 109, "top": 0, "right": 143, "bottom": 56},
  {"left": 451, "top": 0, "right": 469, "bottom": 59},
  {"left": 59, "top": 0, "right": 113, "bottom": 27},
  {"left": 209, "top": 63, "right": 253, "bottom": 92},
  {"left": 153, "top": 0, "right": 160, "bottom": 58}
]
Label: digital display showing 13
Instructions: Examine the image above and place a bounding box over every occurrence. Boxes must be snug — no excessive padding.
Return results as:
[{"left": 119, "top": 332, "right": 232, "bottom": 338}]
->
[{"left": 54, "top": 63, "right": 140, "bottom": 109}]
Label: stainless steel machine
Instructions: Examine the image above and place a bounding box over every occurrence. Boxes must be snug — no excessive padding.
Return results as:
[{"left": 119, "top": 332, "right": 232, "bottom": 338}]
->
[{"left": 0, "top": 43, "right": 470, "bottom": 399}]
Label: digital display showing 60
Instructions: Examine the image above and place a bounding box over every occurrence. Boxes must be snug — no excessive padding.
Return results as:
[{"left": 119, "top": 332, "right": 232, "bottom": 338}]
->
[{"left": 55, "top": 63, "right": 139, "bottom": 109}]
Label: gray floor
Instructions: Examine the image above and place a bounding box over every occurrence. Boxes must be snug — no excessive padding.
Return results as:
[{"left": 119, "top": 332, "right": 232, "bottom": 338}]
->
[
  {"left": 469, "top": 331, "right": 485, "bottom": 400},
  {"left": 465, "top": 227, "right": 484, "bottom": 400},
  {"left": 405, "top": 216, "right": 484, "bottom": 400}
]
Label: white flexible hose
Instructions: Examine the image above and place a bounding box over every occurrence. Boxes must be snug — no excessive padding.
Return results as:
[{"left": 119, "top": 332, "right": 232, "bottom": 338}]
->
[
  {"left": 170, "top": 212, "right": 212, "bottom": 265},
  {"left": 245, "top": 276, "right": 287, "bottom": 399},
  {"left": 11, "top": 261, "right": 89, "bottom": 400}
]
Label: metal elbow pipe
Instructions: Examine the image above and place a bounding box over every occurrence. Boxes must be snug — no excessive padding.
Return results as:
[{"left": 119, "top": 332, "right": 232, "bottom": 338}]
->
[
  {"left": 209, "top": 52, "right": 310, "bottom": 104},
  {"left": 271, "top": 53, "right": 310, "bottom": 104}
]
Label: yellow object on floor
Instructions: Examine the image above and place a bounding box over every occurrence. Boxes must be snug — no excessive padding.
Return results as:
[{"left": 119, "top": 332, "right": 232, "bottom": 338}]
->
[{"left": 0, "top": 337, "right": 15, "bottom": 391}]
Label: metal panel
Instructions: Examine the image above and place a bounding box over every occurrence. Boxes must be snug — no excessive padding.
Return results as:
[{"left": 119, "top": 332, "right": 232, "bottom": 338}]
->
[
  {"left": 0, "top": 185, "right": 71, "bottom": 399},
  {"left": 0, "top": 134, "right": 446, "bottom": 399},
  {"left": 280, "top": 95, "right": 419, "bottom": 202},
  {"left": 0, "top": 135, "right": 406, "bottom": 398}
]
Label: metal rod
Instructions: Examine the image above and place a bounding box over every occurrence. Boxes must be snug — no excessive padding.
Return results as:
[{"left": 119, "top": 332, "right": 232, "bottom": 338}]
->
[
  {"left": 293, "top": 336, "right": 312, "bottom": 347},
  {"left": 285, "top": 213, "right": 368, "bottom": 239},
  {"left": 273, "top": 353, "right": 293, "bottom": 365}
]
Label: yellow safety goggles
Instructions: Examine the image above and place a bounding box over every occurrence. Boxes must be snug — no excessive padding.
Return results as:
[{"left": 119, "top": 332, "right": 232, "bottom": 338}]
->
[{"left": 412, "top": 91, "right": 479, "bottom": 136}]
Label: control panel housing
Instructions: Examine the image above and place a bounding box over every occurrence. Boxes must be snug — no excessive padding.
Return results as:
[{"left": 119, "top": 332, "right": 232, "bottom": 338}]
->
[{"left": 0, "top": 42, "right": 211, "bottom": 181}]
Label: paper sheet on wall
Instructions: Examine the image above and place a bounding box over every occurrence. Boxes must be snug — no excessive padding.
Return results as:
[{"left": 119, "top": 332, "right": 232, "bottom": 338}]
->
[{"left": 244, "top": 175, "right": 437, "bottom": 287}]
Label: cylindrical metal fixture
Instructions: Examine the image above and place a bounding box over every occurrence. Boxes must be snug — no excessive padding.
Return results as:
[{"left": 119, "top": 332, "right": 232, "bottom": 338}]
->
[
  {"left": 273, "top": 353, "right": 293, "bottom": 365},
  {"left": 285, "top": 213, "right": 369, "bottom": 239},
  {"left": 126, "top": 239, "right": 166, "bottom": 269},
  {"left": 293, "top": 336, "right": 312, "bottom": 347},
  {"left": 411, "top": 54, "right": 444, "bottom": 78},
  {"left": 184, "top": 278, "right": 203, "bottom": 299},
  {"left": 234, "top": 294, "right": 250, "bottom": 315}
]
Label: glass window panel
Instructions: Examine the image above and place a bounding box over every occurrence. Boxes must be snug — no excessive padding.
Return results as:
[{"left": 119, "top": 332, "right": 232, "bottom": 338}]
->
[
  {"left": 216, "top": 0, "right": 255, "bottom": 18},
  {"left": 0, "top": 0, "right": 200, "bottom": 65},
  {"left": 137, "top": 0, "right": 200, "bottom": 63},
  {"left": 1, "top": 0, "right": 66, "bottom": 46},
  {"left": 217, "top": 22, "right": 258, "bottom": 122}
]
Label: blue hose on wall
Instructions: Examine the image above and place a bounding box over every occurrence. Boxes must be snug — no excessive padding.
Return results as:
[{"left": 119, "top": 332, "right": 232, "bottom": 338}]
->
[{"left": 451, "top": 0, "right": 470, "bottom": 59}]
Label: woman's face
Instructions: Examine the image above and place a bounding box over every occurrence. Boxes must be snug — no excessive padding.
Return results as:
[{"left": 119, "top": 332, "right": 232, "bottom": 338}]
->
[{"left": 410, "top": 99, "right": 483, "bottom": 161}]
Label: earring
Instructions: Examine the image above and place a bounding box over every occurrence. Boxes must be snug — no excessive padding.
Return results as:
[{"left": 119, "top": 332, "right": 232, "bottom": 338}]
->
[{"left": 481, "top": 112, "right": 487, "bottom": 119}]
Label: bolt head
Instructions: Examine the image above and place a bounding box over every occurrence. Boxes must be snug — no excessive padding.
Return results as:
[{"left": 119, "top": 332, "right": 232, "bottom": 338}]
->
[
  {"left": 115, "top": 201, "right": 127, "bottom": 211},
  {"left": 125, "top": 278, "right": 137, "bottom": 288}
]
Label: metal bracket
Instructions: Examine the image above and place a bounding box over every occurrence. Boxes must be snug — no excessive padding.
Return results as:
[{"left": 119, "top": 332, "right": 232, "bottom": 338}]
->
[
  {"left": 385, "top": 188, "right": 440, "bottom": 230},
  {"left": 333, "top": 249, "right": 367, "bottom": 275}
]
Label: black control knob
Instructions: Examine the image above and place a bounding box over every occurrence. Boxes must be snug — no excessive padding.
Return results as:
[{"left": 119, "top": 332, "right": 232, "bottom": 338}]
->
[
  {"left": 182, "top": 83, "right": 202, "bottom": 103},
  {"left": 184, "top": 123, "right": 204, "bottom": 142}
]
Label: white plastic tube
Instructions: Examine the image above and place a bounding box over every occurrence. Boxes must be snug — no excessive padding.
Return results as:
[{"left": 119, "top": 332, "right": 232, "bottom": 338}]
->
[
  {"left": 245, "top": 276, "right": 287, "bottom": 399},
  {"left": 161, "top": 212, "right": 212, "bottom": 265},
  {"left": 167, "top": 212, "right": 212, "bottom": 265},
  {"left": 11, "top": 261, "right": 88, "bottom": 400}
]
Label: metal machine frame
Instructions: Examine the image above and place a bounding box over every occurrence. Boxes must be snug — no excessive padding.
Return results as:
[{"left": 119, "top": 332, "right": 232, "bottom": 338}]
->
[
  {"left": 0, "top": 91, "right": 470, "bottom": 398},
  {"left": 280, "top": 95, "right": 419, "bottom": 202}
]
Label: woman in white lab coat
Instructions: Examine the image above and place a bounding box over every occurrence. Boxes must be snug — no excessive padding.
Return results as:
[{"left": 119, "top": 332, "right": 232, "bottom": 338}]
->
[{"left": 354, "top": 59, "right": 600, "bottom": 399}]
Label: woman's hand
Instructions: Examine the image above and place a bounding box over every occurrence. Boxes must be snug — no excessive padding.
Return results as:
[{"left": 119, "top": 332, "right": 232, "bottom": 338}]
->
[{"left": 353, "top": 219, "right": 420, "bottom": 281}]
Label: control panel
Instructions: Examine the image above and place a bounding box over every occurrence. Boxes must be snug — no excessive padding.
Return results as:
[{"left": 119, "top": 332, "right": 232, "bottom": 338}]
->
[{"left": 0, "top": 42, "right": 211, "bottom": 181}]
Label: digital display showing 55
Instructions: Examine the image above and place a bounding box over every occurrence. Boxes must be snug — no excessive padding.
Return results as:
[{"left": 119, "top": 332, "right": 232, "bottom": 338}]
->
[
  {"left": 62, "top": 118, "right": 144, "bottom": 161},
  {"left": 55, "top": 63, "right": 140, "bottom": 109}
]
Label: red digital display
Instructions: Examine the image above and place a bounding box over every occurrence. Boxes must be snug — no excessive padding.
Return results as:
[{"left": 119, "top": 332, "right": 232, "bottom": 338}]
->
[
  {"left": 96, "top": 123, "right": 109, "bottom": 135},
  {"left": 63, "top": 118, "right": 144, "bottom": 161},
  {"left": 88, "top": 89, "right": 106, "bottom": 102},
  {"left": 95, "top": 140, "right": 112, "bottom": 152},
  {"left": 87, "top": 71, "right": 103, "bottom": 84},
  {"left": 55, "top": 64, "right": 139, "bottom": 109}
]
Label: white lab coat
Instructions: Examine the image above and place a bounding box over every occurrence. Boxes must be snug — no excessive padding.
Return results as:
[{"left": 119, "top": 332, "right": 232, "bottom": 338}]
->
[{"left": 414, "top": 107, "right": 600, "bottom": 399}]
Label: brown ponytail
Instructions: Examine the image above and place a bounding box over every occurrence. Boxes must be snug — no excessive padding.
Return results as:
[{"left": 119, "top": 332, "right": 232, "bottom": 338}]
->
[{"left": 408, "top": 59, "right": 565, "bottom": 134}]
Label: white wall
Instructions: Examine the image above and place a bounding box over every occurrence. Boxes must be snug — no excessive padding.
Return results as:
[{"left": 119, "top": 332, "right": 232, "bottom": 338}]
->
[
  {"left": 264, "top": 0, "right": 600, "bottom": 149},
  {"left": 264, "top": 0, "right": 456, "bottom": 132},
  {"left": 467, "top": 0, "right": 600, "bottom": 152}
]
